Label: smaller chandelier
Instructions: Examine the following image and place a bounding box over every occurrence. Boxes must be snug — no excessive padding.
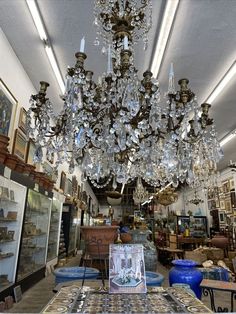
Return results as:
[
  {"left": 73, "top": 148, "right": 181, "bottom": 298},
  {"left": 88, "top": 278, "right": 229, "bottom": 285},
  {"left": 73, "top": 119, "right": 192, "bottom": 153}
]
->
[
  {"left": 155, "top": 187, "right": 178, "bottom": 206},
  {"left": 133, "top": 177, "right": 149, "bottom": 205},
  {"left": 187, "top": 190, "right": 204, "bottom": 206}
]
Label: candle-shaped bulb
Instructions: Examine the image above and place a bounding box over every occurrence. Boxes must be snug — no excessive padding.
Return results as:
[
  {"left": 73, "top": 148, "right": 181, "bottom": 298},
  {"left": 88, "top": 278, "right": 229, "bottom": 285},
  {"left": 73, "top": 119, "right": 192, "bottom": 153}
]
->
[
  {"left": 80, "top": 36, "right": 85, "bottom": 53},
  {"left": 124, "top": 36, "right": 128, "bottom": 50},
  {"left": 168, "top": 62, "right": 175, "bottom": 94}
]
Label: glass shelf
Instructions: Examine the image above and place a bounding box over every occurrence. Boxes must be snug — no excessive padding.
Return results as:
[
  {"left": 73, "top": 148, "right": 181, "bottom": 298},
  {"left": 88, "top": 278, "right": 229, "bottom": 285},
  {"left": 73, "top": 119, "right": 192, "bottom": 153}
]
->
[
  {"left": 47, "top": 197, "right": 62, "bottom": 262},
  {"left": 17, "top": 189, "right": 52, "bottom": 281},
  {"left": 0, "top": 176, "right": 27, "bottom": 292}
]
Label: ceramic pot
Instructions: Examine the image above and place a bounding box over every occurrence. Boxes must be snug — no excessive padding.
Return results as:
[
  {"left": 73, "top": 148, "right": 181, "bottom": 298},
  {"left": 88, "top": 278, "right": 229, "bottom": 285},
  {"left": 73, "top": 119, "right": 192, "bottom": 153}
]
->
[
  {"left": 0, "top": 152, "right": 7, "bottom": 164},
  {"left": 211, "top": 234, "right": 229, "bottom": 249},
  {"left": 169, "top": 259, "right": 203, "bottom": 299},
  {"left": 15, "top": 161, "right": 25, "bottom": 173},
  {"left": 0, "top": 134, "right": 9, "bottom": 151},
  {"left": 130, "top": 229, "right": 157, "bottom": 271},
  {"left": 4, "top": 154, "right": 19, "bottom": 170},
  {"left": 120, "top": 232, "right": 132, "bottom": 243},
  {"left": 81, "top": 226, "right": 118, "bottom": 257}
]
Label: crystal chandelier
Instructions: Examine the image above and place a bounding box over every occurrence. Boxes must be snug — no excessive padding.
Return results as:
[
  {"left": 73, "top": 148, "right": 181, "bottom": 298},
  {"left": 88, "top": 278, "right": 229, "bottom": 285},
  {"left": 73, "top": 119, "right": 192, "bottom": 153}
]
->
[
  {"left": 26, "top": 0, "right": 223, "bottom": 189},
  {"left": 133, "top": 177, "right": 149, "bottom": 205},
  {"left": 187, "top": 190, "right": 204, "bottom": 206},
  {"left": 155, "top": 187, "right": 178, "bottom": 206}
]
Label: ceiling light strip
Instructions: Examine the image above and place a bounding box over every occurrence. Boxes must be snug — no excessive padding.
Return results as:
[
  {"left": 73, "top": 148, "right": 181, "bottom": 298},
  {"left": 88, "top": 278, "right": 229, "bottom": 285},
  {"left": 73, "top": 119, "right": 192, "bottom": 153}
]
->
[
  {"left": 206, "top": 61, "right": 236, "bottom": 104},
  {"left": 151, "top": 0, "right": 179, "bottom": 78},
  {"left": 26, "top": 0, "right": 65, "bottom": 93},
  {"left": 220, "top": 130, "right": 236, "bottom": 147},
  {"left": 45, "top": 45, "right": 65, "bottom": 93},
  {"left": 26, "top": 0, "right": 47, "bottom": 41}
]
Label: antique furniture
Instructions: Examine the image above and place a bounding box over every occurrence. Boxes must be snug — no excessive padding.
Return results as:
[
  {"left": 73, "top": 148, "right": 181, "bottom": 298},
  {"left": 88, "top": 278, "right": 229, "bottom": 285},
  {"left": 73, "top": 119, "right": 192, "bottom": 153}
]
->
[{"left": 200, "top": 279, "right": 236, "bottom": 313}]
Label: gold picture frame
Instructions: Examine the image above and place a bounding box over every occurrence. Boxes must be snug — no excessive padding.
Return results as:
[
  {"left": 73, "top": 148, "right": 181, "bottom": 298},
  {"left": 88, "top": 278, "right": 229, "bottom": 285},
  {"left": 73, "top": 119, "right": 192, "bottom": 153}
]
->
[
  {"left": 18, "top": 107, "right": 27, "bottom": 134},
  {"left": 12, "top": 129, "right": 28, "bottom": 161},
  {"left": 26, "top": 139, "right": 36, "bottom": 165},
  {"left": 0, "top": 79, "right": 17, "bottom": 137}
]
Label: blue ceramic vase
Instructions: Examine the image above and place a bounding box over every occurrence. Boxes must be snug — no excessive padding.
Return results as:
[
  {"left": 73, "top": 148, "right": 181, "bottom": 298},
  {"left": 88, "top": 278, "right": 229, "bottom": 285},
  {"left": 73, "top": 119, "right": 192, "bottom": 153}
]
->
[{"left": 169, "top": 259, "right": 203, "bottom": 299}]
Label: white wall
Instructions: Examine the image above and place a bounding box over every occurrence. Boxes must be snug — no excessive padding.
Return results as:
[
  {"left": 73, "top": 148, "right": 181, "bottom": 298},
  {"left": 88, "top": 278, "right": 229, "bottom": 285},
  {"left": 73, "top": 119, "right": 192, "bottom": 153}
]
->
[
  {"left": 0, "top": 28, "right": 36, "bottom": 151},
  {"left": 0, "top": 28, "right": 98, "bottom": 207}
]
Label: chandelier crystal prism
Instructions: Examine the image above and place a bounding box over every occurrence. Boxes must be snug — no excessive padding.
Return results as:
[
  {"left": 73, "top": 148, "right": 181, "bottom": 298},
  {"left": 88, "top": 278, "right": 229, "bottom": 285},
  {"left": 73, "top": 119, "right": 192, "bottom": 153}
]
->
[{"left": 26, "top": 0, "right": 223, "bottom": 189}]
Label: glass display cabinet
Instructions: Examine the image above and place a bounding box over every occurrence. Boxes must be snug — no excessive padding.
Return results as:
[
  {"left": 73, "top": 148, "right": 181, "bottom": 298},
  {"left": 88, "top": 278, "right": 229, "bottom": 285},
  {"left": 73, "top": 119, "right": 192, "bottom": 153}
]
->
[
  {"left": 176, "top": 216, "right": 208, "bottom": 237},
  {"left": 47, "top": 197, "right": 62, "bottom": 263},
  {"left": 62, "top": 203, "right": 78, "bottom": 256},
  {"left": 17, "top": 189, "right": 52, "bottom": 281},
  {"left": 0, "top": 175, "right": 26, "bottom": 293}
]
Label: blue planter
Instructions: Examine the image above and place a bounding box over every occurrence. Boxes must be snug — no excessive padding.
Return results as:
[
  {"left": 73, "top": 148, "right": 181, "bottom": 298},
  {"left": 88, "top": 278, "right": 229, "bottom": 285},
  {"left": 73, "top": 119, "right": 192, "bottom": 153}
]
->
[
  {"left": 145, "top": 271, "right": 164, "bottom": 287},
  {"left": 169, "top": 259, "right": 203, "bottom": 299},
  {"left": 54, "top": 267, "right": 100, "bottom": 284}
]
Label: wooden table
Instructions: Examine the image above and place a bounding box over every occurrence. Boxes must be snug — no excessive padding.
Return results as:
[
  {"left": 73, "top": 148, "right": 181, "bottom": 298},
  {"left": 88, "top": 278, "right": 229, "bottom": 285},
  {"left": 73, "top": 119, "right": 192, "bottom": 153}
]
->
[
  {"left": 178, "top": 237, "right": 205, "bottom": 250},
  {"left": 200, "top": 279, "right": 236, "bottom": 312}
]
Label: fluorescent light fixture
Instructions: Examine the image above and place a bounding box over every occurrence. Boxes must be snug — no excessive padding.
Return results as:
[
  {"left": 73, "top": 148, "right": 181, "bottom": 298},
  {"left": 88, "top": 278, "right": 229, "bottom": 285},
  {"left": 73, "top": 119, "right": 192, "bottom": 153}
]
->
[
  {"left": 26, "top": 0, "right": 47, "bottom": 41},
  {"left": 26, "top": 0, "right": 65, "bottom": 93},
  {"left": 45, "top": 45, "right": 65, "bottom": 94},
  {"left": 206, "top": 61, "right": 236, "bottom": 104},
  {"left": 158, "top": 181, "right": 173, "bottom": 193},
  {"left": 151, "top": 0, "right": 179, "bottom": 78},
  {"left": 220, "top": 130, "right": 236, "bottom": 147}
]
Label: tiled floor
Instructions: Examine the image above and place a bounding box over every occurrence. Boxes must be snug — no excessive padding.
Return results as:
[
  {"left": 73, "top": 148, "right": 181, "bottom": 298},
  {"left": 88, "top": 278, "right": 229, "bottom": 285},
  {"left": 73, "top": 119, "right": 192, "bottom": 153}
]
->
[{"left": 5, "top": 256, "right": 233, "bottom": 313}]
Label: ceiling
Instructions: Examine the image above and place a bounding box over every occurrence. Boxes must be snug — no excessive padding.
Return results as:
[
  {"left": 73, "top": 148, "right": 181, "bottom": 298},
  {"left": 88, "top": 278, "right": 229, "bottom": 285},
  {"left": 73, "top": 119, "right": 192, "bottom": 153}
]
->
[{"left": 0, "top": 0, "right": 236, "bottom": 202}]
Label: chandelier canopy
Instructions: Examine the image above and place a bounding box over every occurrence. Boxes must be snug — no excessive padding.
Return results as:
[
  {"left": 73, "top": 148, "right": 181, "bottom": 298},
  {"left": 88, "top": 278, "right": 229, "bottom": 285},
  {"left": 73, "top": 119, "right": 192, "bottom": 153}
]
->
[{"left": 27, "top": 0, "right": 223, "bottom": 190}]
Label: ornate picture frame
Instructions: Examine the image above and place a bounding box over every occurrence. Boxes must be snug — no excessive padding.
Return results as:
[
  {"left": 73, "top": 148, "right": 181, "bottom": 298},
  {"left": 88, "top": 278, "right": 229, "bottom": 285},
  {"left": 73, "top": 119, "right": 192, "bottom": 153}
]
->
[
  {"left": 26, "top": 139, "right": 36, "bottom": 165},
  {"left": 0, "top": 79, "right": 17, "bottom": 137},
  {"left": 12, "top": 129, "right": 28, "bottom": 161},
  {"left": 18, "top": 107, "right": 27, "bottom": 134}
]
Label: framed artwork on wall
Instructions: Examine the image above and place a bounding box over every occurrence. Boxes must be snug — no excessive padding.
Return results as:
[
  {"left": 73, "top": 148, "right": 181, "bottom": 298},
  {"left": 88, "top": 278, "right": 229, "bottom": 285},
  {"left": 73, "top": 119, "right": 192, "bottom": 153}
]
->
[
  {"left": 66, "top": 178, "right": 72, "bottom": 196},
  {"left": 218, "top": 210, "right": 226, "bottom": 224},
  {"left": 42, "top": 161, "right": 53, "bottom": 180},
  {"left": 18, "top": 107, "right": 27, "bottom": 134},
  {"left": 0, "top": 79, "right": 17, "bottom": 137},
  {"left": 12, "top": 129, "right": 28, "bottom": 161},
  {"left": 26, "top": 139, "right": 36, "bottom": 165},
  {"left": 60, "top": 171, "right": 66, "bottom": 192},
  {"left": 72, "top": 175, "right": 78, "bottom": 197},
  {"left": 220, "top": 200, "right": 225, "bottom": 210},
  {"left": 225, "top": 198, "right": 232, "bottom": 213}
]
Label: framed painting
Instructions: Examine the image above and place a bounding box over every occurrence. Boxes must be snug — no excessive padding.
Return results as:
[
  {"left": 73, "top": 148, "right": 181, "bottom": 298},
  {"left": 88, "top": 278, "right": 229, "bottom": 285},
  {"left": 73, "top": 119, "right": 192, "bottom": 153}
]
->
[
  {"left": 26, "top": 139, "right": 36, "bottom": 165},
  {"left": 60, "top": 171, "right": 66, "bottom": 192},
  {"left": 72, "top": 175, "right": 78, "bottom": 197},
  {"left": 42, "top": 161, "right": 53, "bottom": 180},
  {"left": 65, "top": 178, "right": 72, "bottom": 196},
  {"left": 0, "top": 79, "right": 17, "bottom": 137},
  {"left": 109, "top": 244, "right": 147, "bottom": 294},
  {"left": 12, "top": 129, "right": 28, "bottom": 161},
  {"left": 18, "top": 107, "right": 27, "bottom": 134},
  {"left": 220, "top": 200, "right": 225, "bottom": 210},
  {"left": 230, "top": 179, "right": 235, "bottom": 190},
  {"left": 225, "top": 198, "right": 232, "bottom": 213},
  {"left": 218, "top": 210, "right": 226, "bottom": 224}
]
